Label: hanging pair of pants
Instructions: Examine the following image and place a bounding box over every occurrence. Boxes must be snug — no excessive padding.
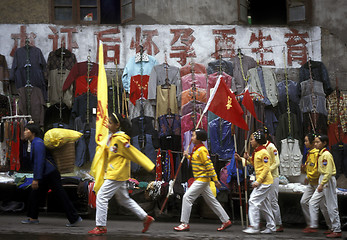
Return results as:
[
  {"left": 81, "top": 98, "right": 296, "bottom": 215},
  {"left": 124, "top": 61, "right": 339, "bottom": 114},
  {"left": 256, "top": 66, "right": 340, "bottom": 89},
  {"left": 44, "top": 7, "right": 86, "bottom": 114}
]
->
[
  {"left": 248, "top": 183, "right": 276, "bottom": 231},
  {"left": 180, "top": 180, "right": 229, "bottom": 224},
  {"left": 27, "top": 169, "right": 80, "bottom": 224},
  {"left": 96, "top": 179, "right": 147, "bottom": 226},
  {"left": 266, "top": 177, "right": 282, "bottom": 226},
  {"left": 309, "top": 175, "right": 341, "bottom": 232},
  {"left": 300, "top": 183, "right": 331, "bottom": 228}
]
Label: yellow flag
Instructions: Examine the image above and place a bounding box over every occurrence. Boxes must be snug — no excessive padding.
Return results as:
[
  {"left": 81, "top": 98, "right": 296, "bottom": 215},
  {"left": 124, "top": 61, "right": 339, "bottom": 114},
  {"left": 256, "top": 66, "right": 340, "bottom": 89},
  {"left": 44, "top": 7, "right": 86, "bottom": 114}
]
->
[{"left": 90, "top": 41, "right": 109, "bottom": 193}]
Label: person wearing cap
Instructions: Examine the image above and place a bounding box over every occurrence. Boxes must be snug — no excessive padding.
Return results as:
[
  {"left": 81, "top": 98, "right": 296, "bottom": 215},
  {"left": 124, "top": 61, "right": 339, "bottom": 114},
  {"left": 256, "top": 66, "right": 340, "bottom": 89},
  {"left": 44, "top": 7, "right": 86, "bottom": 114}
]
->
[
  {"left": 263, "top": 127, "right": 283, "bottom": 232},
  {"left": 235, "top": 130, "right": 276, "bottom": 234},
  {"left": 174, "top": 128, "right": 232, "bottom": 232},
  {"left": 305, "top": 135, "right": 342, "bottom": 238}
]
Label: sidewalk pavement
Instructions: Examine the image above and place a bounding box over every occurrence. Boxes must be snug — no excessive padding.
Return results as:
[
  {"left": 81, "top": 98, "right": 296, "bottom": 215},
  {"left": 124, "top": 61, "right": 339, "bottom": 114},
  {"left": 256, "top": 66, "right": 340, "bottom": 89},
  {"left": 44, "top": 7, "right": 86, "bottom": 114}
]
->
[{"left": 0, "top": 213, "right": 344, "bottom": 239}]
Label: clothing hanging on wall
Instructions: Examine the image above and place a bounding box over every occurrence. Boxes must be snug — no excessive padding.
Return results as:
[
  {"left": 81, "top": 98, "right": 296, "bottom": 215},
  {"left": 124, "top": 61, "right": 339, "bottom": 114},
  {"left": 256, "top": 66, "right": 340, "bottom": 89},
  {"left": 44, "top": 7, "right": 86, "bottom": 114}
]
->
[
  {"left": 148, "top": 63, "right": 181, "bottom": 105},
  {"left": 231, "top": 55, "right": 257, "bottom": 95},
  {"left": 63, "top": 61, "right": 99, "bottom": 97},
  {"left": 279, "top": 138, "right": 302, "bottom": 177},
  {"left": 46, "top": 48, "right": 77, "bottom": 108},
  {"left": 155, "top": 85, "right": 178, "bottom": 119},
  {"left": 17, "top": 87, "right": 45, "bottom": 126},
  {"left": 180, "top": 62, "right": 206, "bottom": 77},
  {"left": 181, "top": 73, "right": 207, "bottom": 91},
  {"left": 247, "top": 66, "right": 278, "bottom": 107},
  {"left": 10, "top": 45, "right": 47, "bottom": 101},
  {"left": 207, "top": 59, "right": 233, "bottom": 77},
  {"left": 299, "top": 60, "right": 333, "bottom": 95}
]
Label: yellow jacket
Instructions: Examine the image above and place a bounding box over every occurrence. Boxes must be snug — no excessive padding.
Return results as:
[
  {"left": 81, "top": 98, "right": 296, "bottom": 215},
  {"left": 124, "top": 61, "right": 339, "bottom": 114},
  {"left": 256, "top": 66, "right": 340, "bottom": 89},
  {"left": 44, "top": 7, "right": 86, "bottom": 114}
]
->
[
  {"left": 265, "top": 141, "right": 280, "bottom": 179},
  {"left": 188, "top": 144, "right": 218, "bottom": 182},
  {"left": 105, "top": 131, "right": 155, "bottom": 181},
  {"left": 318, "top": 148, "right": 336, "bottom": 186},
  {"left": 304, "top": 148, "right": 319, "bottom": 185},
  {"left": 242, "top": 146, "right": 273, "bottom": 185}
]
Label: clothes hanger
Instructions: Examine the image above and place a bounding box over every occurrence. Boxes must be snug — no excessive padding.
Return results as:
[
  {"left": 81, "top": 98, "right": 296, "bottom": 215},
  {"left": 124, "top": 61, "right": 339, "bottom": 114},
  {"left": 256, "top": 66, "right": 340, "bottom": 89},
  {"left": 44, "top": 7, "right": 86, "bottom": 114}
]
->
[{"left": 161, "top": 52, "right": 171, "bottom": 89}]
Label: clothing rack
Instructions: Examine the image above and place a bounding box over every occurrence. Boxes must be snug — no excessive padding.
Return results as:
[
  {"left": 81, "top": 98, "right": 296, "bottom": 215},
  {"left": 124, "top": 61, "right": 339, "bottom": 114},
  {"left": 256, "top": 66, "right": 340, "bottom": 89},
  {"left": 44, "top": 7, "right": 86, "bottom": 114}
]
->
[{"left": 2, "top": 114, "right": 32, "bottom": 121}]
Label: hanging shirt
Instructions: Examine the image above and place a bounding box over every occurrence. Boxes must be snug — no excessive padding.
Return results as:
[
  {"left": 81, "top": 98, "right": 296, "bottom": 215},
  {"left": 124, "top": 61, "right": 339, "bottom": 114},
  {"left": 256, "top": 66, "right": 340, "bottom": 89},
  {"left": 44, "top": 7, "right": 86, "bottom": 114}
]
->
[
  {"left": 148, "top": 63, "right": 181, "bottom": 104},
  {"left": 181, "top": 87, "right": 207, "bottom": 106},
  {"left": 156, "top": 85, "right": 178, "bottom": 119},
  {"left": 129, "top": 74, "right": 150, "bottom": 105},
  {"left": 10, "top": 46, "right": 47, "bottom": 101},
  {"left": 47, "top": 69, "right": 73, "bottom": 108},
  {"left": 181, "top": 112, "right": 208, "bottom": 135},
  {"left": 122, "top": 54, "right": 158, "bottom": 93},
  {"left": 181, "top": 73, "right": 207, "bottom": 91},
  {"left": 207, "top": 59, "right": 233, "bottom": 77},
  {"left": 63, "top": 61, "right": 99, "bottom": 92},
  {"left": 181, "top": 100, "right": 206, "bottom": 116},
  {"left": 231, "top": 55, "right": 257, "bottom": 94},
  {"left": 207, "top": 72, "right": 233, "bottom": 98},
  {"left": 208, "top": 117, "right": 235, "bottom": 160},
  {"left": 279, "top": 138, "right": 302, "bottom": 177},
  {"left": 158, "top": 114, "right": 181, "bottom": 138},
  {"left": 180, "top": 63, "right": 206, "bottom": 77},
  {"left": 247, "top": 67, "right": 278, "bottom": 107}
]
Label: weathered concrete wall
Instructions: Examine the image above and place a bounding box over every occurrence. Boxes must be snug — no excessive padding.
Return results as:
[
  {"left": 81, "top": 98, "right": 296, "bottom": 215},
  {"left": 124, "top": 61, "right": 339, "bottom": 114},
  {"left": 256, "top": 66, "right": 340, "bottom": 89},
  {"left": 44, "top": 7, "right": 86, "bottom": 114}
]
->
[
  {"left": 311, "top": 0, "right": 347, "bottom": 91},
  {"left": 131, "top": 0, "right": 239, "bottom": 25},
  {"left": 0, "top": 0, "right": 49, "bottom": 24}
]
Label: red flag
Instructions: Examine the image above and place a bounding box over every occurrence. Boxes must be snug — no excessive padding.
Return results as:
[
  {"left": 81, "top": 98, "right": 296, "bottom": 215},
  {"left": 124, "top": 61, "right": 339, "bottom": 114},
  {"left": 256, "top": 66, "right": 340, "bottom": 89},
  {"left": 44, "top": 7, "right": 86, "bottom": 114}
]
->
[
  {"left": 242, "top": 89, "right": 263, "bottom": 124},
  {"left": 203, "top": 76, "right": 248, "bottom": 130}
]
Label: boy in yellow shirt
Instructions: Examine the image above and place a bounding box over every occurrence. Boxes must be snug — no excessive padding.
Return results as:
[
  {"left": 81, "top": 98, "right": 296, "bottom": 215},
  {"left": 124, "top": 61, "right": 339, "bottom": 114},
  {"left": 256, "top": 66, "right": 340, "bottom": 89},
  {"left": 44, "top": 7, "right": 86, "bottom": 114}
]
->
[
  {"left": 174, "top": 129, "right": 231, "bottom": 232},
  {"left": 306, "top": 135, "right": 342, "bottom": 238},
  {"left": 235, "top": 130, "right": 275, "bottom": 234}
]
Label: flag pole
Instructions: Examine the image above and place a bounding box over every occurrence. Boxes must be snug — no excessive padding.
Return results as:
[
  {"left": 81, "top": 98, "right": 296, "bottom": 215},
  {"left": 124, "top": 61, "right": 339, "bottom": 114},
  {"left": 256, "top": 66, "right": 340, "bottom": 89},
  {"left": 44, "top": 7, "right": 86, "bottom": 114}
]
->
[
  {"left": 244, "top": 111, "right": 249, "bottom": 227},
  {"left": 234, "top": 133, "right": 244, "bottom": 227},
  {"left": 159, "top": 110, "right": 205, "bottom": 214}
]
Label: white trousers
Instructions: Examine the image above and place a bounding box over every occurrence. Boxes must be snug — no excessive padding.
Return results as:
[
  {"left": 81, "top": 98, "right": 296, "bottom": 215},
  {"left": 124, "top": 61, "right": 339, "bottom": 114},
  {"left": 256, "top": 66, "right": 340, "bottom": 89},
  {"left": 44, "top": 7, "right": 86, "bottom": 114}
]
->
[
  {"left": 267, "top": 177, "right": 282, "bottom": 226},
  {"left": 96, "top": 179, "right": 147, "bottom": 226},
  {"left": 300, "top": 183, "right": 331, "bottom": 228},
  {"left": 248, "top": 183, "right": 276, "bottom": 231},
  {"left": 180, "top": 180, "right": 229, "bottom": 224},
  {"left": 309, "top": 176, "right": 341, "bottom": 232}
]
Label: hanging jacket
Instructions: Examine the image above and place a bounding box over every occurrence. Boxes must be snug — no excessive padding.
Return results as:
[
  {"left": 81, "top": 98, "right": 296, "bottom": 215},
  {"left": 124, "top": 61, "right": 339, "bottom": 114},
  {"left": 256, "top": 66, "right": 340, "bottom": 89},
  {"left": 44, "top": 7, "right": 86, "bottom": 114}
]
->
[
  {"left": 208, "top": 117, "right": 234, "bottom": 160},
  {"left": 180, "top": 63, "right": 206, "bottom": 77},
  {"left": 105, "top": 131, "right": 155, "bottom": 181},
  {"left": 181, "top": 73, "right": 207, "bottom": 91},
  {"left": 279, "top": 138, "right": 302, "bottom": 176},
  {"left": 207, "top": 59, "right": 233, "bottom": 77},
  {"left": 299, "top": 60, "right": 333, "bottom": 95},
  {"left": 122, "top": 54, "right": 158, "bottom": 93},
  {"left": 231, "top": 55, "right": 257, "bottom": 94}
]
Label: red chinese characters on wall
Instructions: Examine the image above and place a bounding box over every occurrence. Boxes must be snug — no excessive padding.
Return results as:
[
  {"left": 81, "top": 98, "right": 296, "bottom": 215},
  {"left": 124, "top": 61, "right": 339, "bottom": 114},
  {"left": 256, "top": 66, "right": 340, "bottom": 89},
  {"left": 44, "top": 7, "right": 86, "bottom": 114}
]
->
[
  {"left": 212, "top": 28, "right": 236, "bottom": 59},
  {"left": 48, "top": 26, "right": 79, "bottom": 52},
  {"left": 170, "top": 28, "right": 196, "bottom": 66},
  {"left": 10, "top": 26, "right": 36, "bottom": 57},
  {"left": 284, "top": 28, "right": 309, "bottom": 66},
  {"left": 249, "top": 30, "right": 275, "bottom": 66},
  {"left": 130, "top": 27, "right": 159, "bottom": 56},
  {"left": 95, "top": 28, "right": 122, "bottom": 65}
]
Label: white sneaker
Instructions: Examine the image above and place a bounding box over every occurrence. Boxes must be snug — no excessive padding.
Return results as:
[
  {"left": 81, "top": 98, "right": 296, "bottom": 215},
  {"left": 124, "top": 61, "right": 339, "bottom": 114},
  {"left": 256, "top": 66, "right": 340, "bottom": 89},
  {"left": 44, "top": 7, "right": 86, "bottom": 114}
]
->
[
  {"left": 260, "top": 228, "right": 273, "bottom": 234},
  {"left": 243, "top": 227, "right": 260, "bottom": 234}
]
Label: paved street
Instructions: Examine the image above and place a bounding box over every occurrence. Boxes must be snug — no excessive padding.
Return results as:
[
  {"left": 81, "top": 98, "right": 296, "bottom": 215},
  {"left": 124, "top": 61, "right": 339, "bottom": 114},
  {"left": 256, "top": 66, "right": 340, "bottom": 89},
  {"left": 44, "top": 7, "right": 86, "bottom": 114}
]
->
[{"left": 0, "top": 214, "right": 345, "bottom": 240}]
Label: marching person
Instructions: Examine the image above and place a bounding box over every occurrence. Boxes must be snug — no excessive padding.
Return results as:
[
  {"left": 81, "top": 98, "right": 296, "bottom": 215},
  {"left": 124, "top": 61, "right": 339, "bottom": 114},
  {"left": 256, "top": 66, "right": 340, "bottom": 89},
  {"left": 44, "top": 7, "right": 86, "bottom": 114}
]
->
[
  {"left": 174, "top": 128, "right": 232, "bottom": 232},
  {"left": 88, "top": 113, "right": 155, "bottom": 235},
  {"left": 235, "top": 130, "right": 276, "bottom": 234},
  {"left": 306, "top": 135, "right": 342, "bottom": 238},
  {"left": 301, "top": 133, "right": 332, "bottom": 233},
  {"left": 263, "top": 127, "right": 283, "bottom": 232},
  {"left": 21, "top": 123, "right": 82, "bottom": 227}
]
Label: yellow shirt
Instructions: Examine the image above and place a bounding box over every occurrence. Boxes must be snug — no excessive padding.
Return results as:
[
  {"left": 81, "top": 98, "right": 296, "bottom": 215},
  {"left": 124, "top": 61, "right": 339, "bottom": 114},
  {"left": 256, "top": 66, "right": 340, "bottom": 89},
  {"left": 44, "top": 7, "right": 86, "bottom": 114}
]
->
[
  {"left": 105, "top": 131, "right": 155, "bottom": 181},
  {"left": 242, "top": 146, "right": 273, "bottom": 185},
  {"left": 318, "top": 148, "right": 336, "bottom": 186},
  {"left": 189, "top": 144, "right": 218, "bottom": 182},
  {"left": 304, "top": 148, "right": 319, "bottom": 185},
  {"left": 265, "top": 141, "right": 280, "bottom": 179}
]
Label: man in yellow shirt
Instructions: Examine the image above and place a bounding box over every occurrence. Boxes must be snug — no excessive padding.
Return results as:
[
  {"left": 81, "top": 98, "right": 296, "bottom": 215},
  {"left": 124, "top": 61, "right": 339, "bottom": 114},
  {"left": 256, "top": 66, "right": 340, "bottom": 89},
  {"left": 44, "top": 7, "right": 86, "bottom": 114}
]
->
[
  {"left": 307, "top": 135, "right": 342, "bottom": 238},
  {"left": 235, "top": 130, "right": 275, "bottom": 234}
]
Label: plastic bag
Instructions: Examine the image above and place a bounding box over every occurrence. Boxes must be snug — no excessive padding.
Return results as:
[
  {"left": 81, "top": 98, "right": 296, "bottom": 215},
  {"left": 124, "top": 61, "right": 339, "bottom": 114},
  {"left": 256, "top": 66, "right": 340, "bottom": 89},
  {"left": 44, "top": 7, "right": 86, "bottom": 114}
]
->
[{"left": 44, "top": 128, "right": 82, "bottom": 149}]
